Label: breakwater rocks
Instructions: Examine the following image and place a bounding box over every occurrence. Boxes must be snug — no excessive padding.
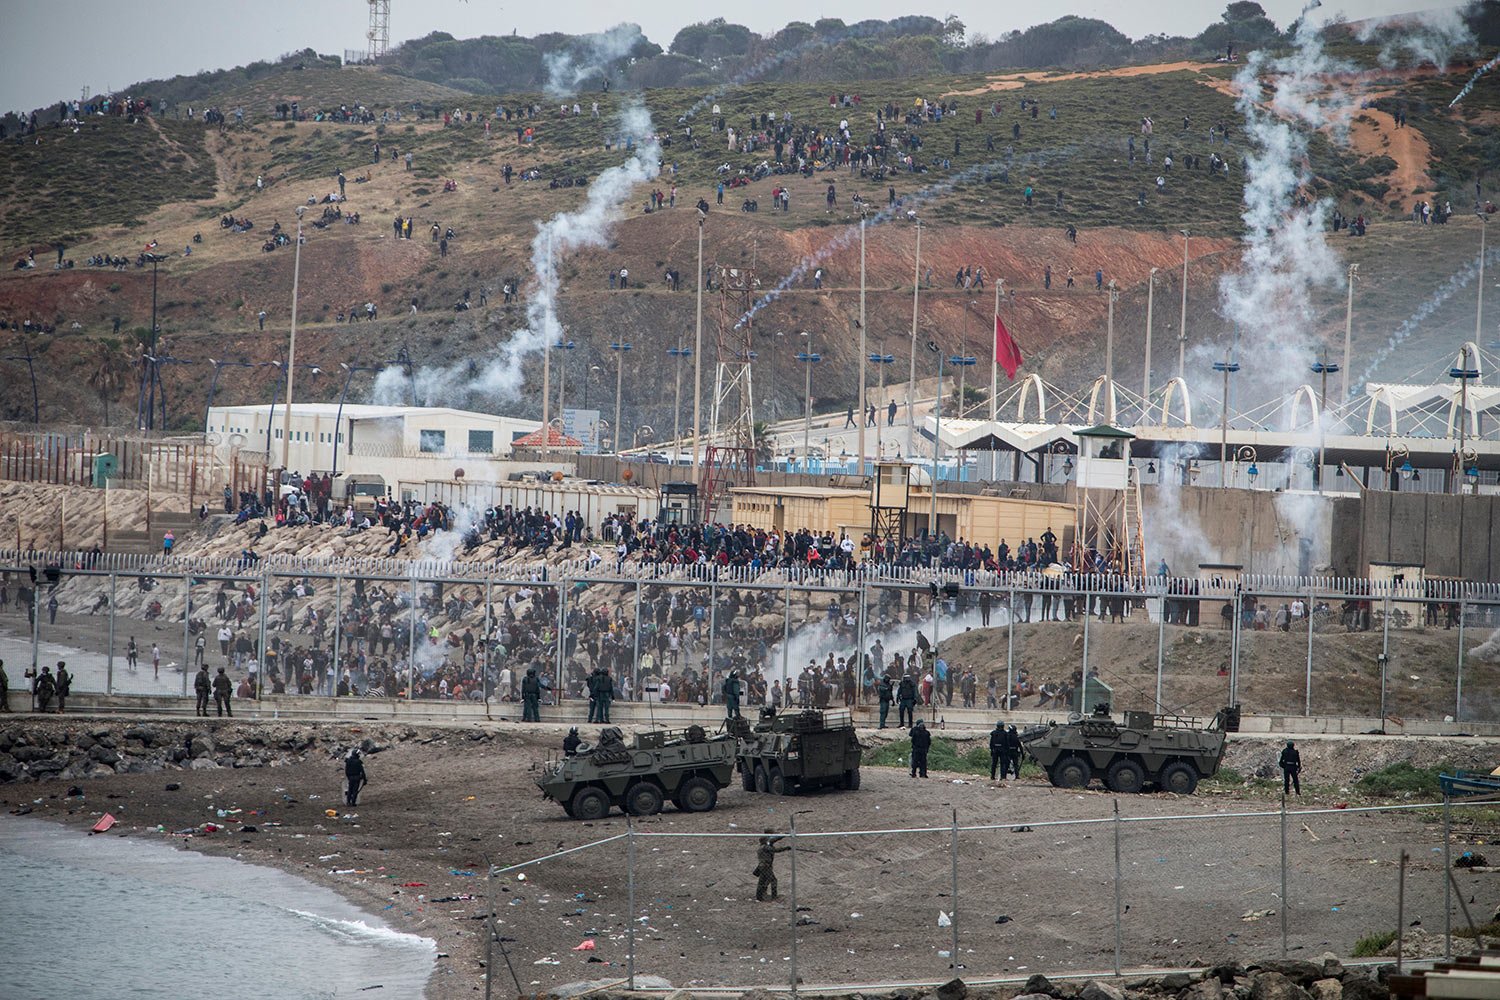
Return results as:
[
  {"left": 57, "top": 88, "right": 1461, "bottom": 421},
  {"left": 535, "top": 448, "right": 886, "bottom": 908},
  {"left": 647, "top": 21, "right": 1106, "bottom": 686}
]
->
[{"left": 0, "top": 719, "right": 450, "bottom": 783}]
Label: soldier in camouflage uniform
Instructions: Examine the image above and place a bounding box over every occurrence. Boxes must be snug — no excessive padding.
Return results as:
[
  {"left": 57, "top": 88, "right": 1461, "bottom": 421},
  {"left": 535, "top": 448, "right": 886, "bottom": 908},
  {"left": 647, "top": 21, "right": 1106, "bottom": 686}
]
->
[{"left": 753, "top": 829, "right": 790, "bottom": 901}]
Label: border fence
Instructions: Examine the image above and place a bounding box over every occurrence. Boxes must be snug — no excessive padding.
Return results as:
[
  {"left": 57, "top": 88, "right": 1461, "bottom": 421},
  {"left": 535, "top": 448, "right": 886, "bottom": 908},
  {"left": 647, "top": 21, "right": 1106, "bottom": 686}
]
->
[
  {"left": 481, "top": 798, "right": 1493, "bottom": 995},
  {"left": 1, "top": 547, "right": 1498, "bottom": 725}
]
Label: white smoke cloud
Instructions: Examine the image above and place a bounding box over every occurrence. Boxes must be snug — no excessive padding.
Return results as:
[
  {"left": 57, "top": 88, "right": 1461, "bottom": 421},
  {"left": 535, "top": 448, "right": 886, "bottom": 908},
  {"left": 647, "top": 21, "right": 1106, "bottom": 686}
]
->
[
  {"left": 1216, "top": 6, "right": 1352, "bottom": 404},
  {"left": 543, "top": 24, "right": 645, "bottom": 98},
  {"left": 1467, "top": 626, "right": 1500, "bottom": 663},
  {"left": 1355, "top": 5, "right": 1475, "bottom": 70},
  {"left": 1450, "top": 50, "right": 1500, "bottom": 108}
]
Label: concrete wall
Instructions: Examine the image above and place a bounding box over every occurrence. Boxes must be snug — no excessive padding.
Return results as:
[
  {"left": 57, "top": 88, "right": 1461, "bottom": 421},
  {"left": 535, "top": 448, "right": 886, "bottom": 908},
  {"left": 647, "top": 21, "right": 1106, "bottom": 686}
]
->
[
  {"left": 1143, "top": 486, "right": 1333, "bottom": 577},
  {"left": 1355, "top": 490, "right": 1500, "bottom": 581}
]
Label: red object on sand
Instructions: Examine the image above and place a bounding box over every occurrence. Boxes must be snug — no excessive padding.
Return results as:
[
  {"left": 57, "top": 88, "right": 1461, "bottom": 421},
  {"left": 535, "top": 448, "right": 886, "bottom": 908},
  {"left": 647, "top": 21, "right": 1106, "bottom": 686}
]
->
[
  {"left": 573, "top": 939, "right": 596, "bottom": 951},
  {"left": 400, "top": 882, "right": 427, "bottom": 888},
  {"left": 91, "top": 813, "right": 117, "bottom": 834}
]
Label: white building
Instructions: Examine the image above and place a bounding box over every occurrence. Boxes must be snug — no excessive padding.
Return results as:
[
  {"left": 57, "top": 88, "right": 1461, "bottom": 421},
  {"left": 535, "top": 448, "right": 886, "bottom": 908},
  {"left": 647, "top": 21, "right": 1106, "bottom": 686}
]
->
[{"left": 207, "top": 403, "right": 566, "bottom": 497}]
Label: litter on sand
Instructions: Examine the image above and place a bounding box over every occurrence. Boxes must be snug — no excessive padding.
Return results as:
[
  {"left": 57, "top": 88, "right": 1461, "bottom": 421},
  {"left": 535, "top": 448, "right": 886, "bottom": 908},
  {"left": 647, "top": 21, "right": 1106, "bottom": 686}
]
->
[
  {"left": 90, "top": 813, "right": 117, "bottom": 834},
  {"left": 937, "top": 911, "right": 952, "bottom": 927},
  {"left": 573, "top": 939, "right": 596, "bottom": 951}
]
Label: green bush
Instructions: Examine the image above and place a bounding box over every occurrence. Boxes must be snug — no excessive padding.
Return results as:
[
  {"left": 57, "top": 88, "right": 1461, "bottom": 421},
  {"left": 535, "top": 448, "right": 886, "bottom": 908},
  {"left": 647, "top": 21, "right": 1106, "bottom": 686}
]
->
[
  {"left": 1354, "top": 762, "right": 1447, "bottom": 798},
  {"left": 865, "top": 736, "right": 1040, "bottom": 777},
  {"left": 1351, "top": 930, "right": 1396, "bottom": 957}
]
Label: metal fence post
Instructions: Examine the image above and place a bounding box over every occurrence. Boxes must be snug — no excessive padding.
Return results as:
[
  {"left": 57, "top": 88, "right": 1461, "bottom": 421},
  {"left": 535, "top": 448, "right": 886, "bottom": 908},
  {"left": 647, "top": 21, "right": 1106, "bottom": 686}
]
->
[
  {"left": 782, "top": 584, "right": 791, "bottom": 703},
  {"left": 1455, "top": 598, "right": 1466, "bottom": 723},
  {"left": 332, "top": 576, "right": 343, "bottom": 694},
  {"left": 182, "top": 574, "right": 192, "bottom": 696},
  {"left": 949, "top": 808, "right": 960, "bottom": 969},
  {"left": 482, "top": 582, "right": 494, "bottom": 705},
  {"left": 1112, "top": 799, "right": 1122, "bottom": 976},
  {"left": 407, "top": 572, "right": 418, "bottom": 700},
  {"left": 1396, "top": 849, "right": 1409, "bottom": 973},
  {"left": 627, "top": 817, "right": 637, "bottom": 989},
  {"left": 1229, "top": 590, "right": 1242, "bottom": 706},
  {"left": 789, "top": 814, "right": 799, "bottom": 1000},
  {"left": 1006, "top": 586, "right": 1015, "bottom": 708},
  {"left": 257, "top": 570, "right": 270, "bottom": 699},
  {"left": 556, "top": 581, "right": 568, "bottom": 703},
  {"left": 1280, "top": 790, "right": 1289, "bottom": 956},
  {"left": 106, "top": 572, "right": 117, "bottom": 695},
  {"left": 1304, "top": 588, "right": 1316, "bottom": 716},
  {"left": 1443, "top": 793, "right": 1452, "bottom": 959},
  {"left": 855, "top": 579, "right": 868, "bottom": 705},
  {"left": 631, "top": 582, "right": 642, "bottom": 701},
  {"left": 1081, "top": 582, "right": 1091, "bottom": 682},
  {"left": 1155, "top": 584, "right": 1166, "bottom": 708},
  {"left": 1380, "top": 589, "right": 1392, "bottom": 726},
  {"left": 707, "top": 581, "right": 717, "bottom": 682}
]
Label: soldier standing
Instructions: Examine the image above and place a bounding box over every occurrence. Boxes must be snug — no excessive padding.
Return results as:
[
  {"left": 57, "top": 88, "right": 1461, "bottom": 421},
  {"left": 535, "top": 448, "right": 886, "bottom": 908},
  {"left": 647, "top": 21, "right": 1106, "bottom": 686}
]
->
[
  {"left": 194, "top": 663, "right": 211, "bottom": 716},
  {"left": 345, "top": 748, "right": 368, "bottom": 806},
  {"left": 753, "top": 830, "right": 790, "bottom": 901},
  {"left": 1279, "top": 740, "right": 1301, "bottom": 796},
  {"left": 521, "top": 667, "right": 541, "bottom": 722},
  {"left": 587, "top": 667, "right": 601, "bottom": 723},
  {"left": 55, "top": 661, "right": 71, "bottom": 713},
  {"left": 34, "top": 666, "right": 56, "bottom": 712},
  {"left": 910, "top": 718, "right": 932, "bottom": 778},
  {"left": 896, "top": 672, "right": 917, "bottom": 728},
  {"left": 989, "top": 720, "right": 1005, "bottom": 780},
  {"left": 1002, "top": 725, "right": 1023, "bottom": 778},
  {"left": 877, "top": 675, "right": 894, "bottom": 729},
  {"left": 596, "top": 667, "right": 613, "bottom": 723},
  {"left": 212, "top": 666, "right": 233, "bottom": 716},
  {"left": 722, "top": 669, "right": 742, "bottom": 719}
]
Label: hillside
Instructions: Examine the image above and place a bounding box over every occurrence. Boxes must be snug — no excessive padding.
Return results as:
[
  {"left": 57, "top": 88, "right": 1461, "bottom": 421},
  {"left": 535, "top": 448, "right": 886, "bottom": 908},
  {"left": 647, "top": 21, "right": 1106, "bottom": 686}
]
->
[{"left": 1, "top": 50, "right": 1498, "bottom": 432}]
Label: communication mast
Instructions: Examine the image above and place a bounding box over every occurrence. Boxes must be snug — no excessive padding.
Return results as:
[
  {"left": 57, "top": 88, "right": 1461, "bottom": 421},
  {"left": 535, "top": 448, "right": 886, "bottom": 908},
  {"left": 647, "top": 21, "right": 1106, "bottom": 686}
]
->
[
  {"left": 701, "top": 265, "right": 760, "bottom": 521},
  {"left": 367, "top": 0, "right": 391, "bottom": 62}
]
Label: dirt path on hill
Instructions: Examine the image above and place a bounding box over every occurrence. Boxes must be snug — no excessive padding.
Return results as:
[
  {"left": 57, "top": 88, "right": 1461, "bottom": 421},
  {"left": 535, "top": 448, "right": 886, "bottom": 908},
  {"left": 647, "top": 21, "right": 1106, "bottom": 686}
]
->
[{"left": 946, "top": 62, "right": 1220, "bottom": 97}]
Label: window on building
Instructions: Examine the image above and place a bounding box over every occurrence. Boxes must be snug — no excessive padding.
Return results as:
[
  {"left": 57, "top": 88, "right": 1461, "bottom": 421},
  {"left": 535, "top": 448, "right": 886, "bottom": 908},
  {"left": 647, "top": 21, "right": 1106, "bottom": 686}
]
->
[
  {"left": 419, "top": 429, "right": 446, "bottom": 453},
  {"left": 468, "top": 430, "right": 494, "bottom": 454}
]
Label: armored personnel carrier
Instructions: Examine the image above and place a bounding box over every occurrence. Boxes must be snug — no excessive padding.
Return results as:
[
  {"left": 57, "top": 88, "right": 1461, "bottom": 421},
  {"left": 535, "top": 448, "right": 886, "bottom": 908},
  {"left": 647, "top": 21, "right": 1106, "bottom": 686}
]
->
[
  {"left": 1020, "top": 704, "right": 1237, "bottom": 794},
  {"left": 730, "top": 708, "right": 862, "bottom": 795},
  {"left": 534, "top": 725, "right": 737, "bottom": 819}
]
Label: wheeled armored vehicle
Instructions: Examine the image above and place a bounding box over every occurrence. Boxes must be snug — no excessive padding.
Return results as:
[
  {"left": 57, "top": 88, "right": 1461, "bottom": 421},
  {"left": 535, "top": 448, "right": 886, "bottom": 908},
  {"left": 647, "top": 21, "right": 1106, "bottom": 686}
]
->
[
  {"left": 534, "top": 725, "right": 736, "bottom": 819},
  {"left": 1020, "top": 704, "right": 1238, "bottom": 794},
  {"left": 730, "top": 708, "right": 862, "bottom": 795}
]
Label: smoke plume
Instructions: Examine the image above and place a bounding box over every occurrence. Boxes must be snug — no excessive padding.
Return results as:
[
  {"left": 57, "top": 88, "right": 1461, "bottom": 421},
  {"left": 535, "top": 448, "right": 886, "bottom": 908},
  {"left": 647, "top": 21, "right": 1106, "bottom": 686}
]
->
[
  {"left": 1450, "top": 50, "right": 1500, "bottom": 108},
  {"left": 1355, "top": 6, "right": 1475, "bottom": 71},
  {"left": 543, "top": 24, "right": 645, "bottom": 98}
]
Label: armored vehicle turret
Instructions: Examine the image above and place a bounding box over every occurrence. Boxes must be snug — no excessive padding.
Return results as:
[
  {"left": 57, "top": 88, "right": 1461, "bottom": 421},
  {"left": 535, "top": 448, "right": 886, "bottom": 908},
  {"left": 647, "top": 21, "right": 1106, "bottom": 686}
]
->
[
  {"left": 1020, "top": 704, "right": 1237, "bottom": 794},
  {"left": 534, "top": 725, "right": 737, "bottom": 819},
  {"left": 730, "top": 708, "right": 862, "bottom": 795}
]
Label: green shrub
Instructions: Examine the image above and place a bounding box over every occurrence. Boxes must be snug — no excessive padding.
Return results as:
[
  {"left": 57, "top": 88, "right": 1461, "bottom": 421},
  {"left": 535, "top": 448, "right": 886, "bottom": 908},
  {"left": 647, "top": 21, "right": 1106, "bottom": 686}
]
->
[
  {"left": 1354, "top": 762, "right": 1447, "bottom": 798},
  {"left": 1351, "top": 930, "right": 1396, "bottom": 957}
]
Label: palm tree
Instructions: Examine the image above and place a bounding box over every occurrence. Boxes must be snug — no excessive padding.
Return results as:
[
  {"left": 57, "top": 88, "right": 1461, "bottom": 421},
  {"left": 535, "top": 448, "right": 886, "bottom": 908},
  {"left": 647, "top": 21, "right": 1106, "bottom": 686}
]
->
[{"left": 87, "top": 341, "right": 131, "bottom": 427}]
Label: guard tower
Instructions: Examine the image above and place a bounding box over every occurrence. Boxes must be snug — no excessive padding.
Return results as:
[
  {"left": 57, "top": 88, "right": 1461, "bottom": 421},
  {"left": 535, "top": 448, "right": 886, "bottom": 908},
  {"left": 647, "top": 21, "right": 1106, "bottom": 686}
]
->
[
  {"left": 702, "top": 265, "right": 759, "bottom": 521},
  {"left": 870, "top": 461, "right": 912, "bottom": 551},
  {"left": 658, "top": 481, "right": 700, "bottom": 528},
  {"left": 1073, "top": 425, "right": 1145, "bottom": 577}
]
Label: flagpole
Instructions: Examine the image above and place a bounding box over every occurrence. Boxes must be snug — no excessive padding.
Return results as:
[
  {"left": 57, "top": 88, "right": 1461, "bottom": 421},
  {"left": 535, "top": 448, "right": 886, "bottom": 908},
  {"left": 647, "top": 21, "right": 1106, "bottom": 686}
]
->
[{"left": 991, "top": 278, "right": 1001, "bottom": 481}]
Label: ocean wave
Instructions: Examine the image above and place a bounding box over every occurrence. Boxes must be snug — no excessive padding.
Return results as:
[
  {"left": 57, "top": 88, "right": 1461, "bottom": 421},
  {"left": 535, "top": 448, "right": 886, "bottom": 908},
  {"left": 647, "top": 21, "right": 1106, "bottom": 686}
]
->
[{"left": 288, "top": 909, "right": 438, "bottom": 952}]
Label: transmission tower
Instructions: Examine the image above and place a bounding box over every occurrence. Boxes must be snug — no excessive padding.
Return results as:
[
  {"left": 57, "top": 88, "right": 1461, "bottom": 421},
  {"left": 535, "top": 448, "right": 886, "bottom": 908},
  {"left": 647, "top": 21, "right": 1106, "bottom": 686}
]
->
[
  {"left": 701, "top": 265, "right": 760, "bottom": 521},
  {"left": 366, "top": 0, "right": 391, "bottom": 62}
]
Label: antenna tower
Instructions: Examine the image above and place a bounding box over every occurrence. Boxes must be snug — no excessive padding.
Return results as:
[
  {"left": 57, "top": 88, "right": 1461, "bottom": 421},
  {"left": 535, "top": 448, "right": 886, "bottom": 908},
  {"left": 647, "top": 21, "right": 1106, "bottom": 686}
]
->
[
  {"left": 701, "top": 265, "right": 760, "bottom": 521},
  {"left": 367, "top": 0, "right": 391, "bottom": 61}
]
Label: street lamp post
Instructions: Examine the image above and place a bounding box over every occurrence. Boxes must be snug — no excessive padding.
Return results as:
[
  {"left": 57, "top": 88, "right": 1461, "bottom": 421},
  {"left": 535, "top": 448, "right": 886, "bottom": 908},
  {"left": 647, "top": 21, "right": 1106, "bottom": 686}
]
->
[
  {"left": 693, "top": 213, "right": 705, "bottom": 480},
  {"left": 948, "top": 355, "right": 976, "bottom": 483},
  {"left": 1212, "top": 360, "right": 1240, "bottom": 485},
  {"left": 1105, "top": 279, "right": 1119, "bottom": 384},
  {"left": 554, "top": 340, "right": 576, "bottom": 437},
  {"left": 1451, "top": 346, "right": 1481, "bottom": 494},
  {"left": 908, "top": 218, "right": 922, "bottom": 461},
  {"left": 3, "top": 341, "right": 40, "bottom": 424},
  {"left": 1342, "top": 263, "right": 1359, "bottom": 402},
  {"left": 857, "top": 207, "right": 868, "bottom": 474},
  {"left": 145, "top": 354, "right": 194, "bottom": 429},
  {"left": 1178, "top": 230, "right": 1189, "bottom": 382},
  {"left": 1143, "top": 267, "right": 1157, "bottom": 400},
  {"left": 668, "top": 342, "right": 691, "bottom": 462},
  {"left": 796, "top": 337, "right": 820, "bottom": 471},
  {"left": 1310, "top": 356, "right": 1340, "bottom": 492},
  {"left": 869, "top": 352, "right": 895, "bottom": 461},
  {"left": 204, "top": 358, "right": 258, "bottom": 429},
  {"left": 1235, "top": 445, "right": 1259, "bottom": 490},
  {"left": 1476, "top": 214, "right": 1488, "bottom": 349},
  {"left": 332, "top": 361, "right": 389, "bottom": 478},
  {"left": 610, "top": 341, "right": 632, "bottom": 456},
  {"left": 280, "top": 206, "right": 306, "bottom": 472},
  {"left": 266, "top": 359, "right": 321, "bottom": 462},
  {"left": 928, "top": 339, "right": 943, "bottom": 533}
]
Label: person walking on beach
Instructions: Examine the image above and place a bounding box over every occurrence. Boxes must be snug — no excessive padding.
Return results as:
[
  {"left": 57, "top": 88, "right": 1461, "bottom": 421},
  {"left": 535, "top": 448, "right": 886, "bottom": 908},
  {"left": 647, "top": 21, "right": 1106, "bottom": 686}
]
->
[
  {"left": 151, "top": 642, "right": 161, "bottom": 680},
  {"left": 126, "top": 637, "right": 138, "bottom": 672},
  {"left": 213, "top": 666, "right": 233, "bottom": 716},
  {"left": 194, "top": 663, "right": 211, "bottom": 716},
  {"left": 344, "top": 749, "right": 368, "bottom": 806}
]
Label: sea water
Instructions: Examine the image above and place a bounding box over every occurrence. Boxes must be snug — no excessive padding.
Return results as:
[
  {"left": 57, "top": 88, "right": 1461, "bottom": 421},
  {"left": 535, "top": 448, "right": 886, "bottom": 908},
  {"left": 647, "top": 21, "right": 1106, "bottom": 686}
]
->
[{"left": 0, "top": 815, "right": 436, "bottom": 998}]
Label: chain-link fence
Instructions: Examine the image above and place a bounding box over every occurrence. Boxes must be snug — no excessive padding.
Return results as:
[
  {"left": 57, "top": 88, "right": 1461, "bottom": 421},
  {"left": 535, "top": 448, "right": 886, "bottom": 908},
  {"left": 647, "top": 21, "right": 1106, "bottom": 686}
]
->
[
  {"left": 2, "top": 550, "right": 1498, "bottom": 727},
  {"left": 483, "top": 799, "right": 1490, "bottom": 995}
]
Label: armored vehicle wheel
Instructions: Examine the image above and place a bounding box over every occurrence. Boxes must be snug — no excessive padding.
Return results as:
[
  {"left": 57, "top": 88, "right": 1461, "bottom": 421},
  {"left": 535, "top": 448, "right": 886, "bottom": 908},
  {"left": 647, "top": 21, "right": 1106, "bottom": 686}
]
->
[
  {"left": 1159, "top": 761, "right": 1199, "bottom": 795},
  {"left": 768, "top": 767, "right": 788, "bottom": 796},
  {"left": 753, "top": 764, "right": 770, "bottom": 793},
  {"left": 677, "top": 776, "right": 718, "bottom": 812},
  {"left": 840, "top": 768, "right": 861, "bottom": 790},
  {"left": 570, "top": 786, "right": 611, "bottom": 821},
  {"left": 740, "top": 765, "right": 755, "bottom": 791},
  {"left": 1105, "top": 758, "right": 1147, "bottom": 794},
  {"left": 626, "top": 781, "right": 664, "bottom": 816},
  {"left": 1052, "top": 756, "right": 1092, "bottom": 788}
]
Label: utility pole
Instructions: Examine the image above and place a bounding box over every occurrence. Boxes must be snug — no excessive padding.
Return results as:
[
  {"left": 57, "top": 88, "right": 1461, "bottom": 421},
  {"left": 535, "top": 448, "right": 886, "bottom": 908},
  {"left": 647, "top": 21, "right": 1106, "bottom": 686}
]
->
[
  {"left": 1105, "top": 279, "right": 1118, "bottom": 384},
  {"left": 280, "top": 206, "right": 305, "bottom": 472},
  {"left": 1476, "top": 215, "right": 1488, "bottom": 350},
  {"left": 1342, "top": 262, "right": 1359, "bottom": 402},
  {"left": 907, "top": 219, "right": 922, "bottom": 461},
  {"left": 857, "top": 210, "right": 868, "bottom": 475},
  {"left": 611, "top": 342, "right": 632, "bottom": 455},
  {"left": 692, "top": 214, "right": 705, "bottom": 480},
  {"left": 1178, "top": 230, "right": 1189, "bottom": 382},
  {"left": 991, "top": 278, "right": 1002, "bottom": 480},
  {"left": 1143, "top": 267, "right": 1157, "bottom": 400},
  {"left": 542, "top": 232, "right": 553, "bottom": 460}
]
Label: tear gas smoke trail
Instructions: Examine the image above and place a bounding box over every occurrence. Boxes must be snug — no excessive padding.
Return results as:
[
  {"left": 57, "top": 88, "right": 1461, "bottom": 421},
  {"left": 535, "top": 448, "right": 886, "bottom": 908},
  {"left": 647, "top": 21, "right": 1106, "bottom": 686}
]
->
[
  {"left": 1468, "top": 626, "right": 1500, "bottom": 663},
  {"left": 1355, "top": 6, "right": 1475, "bottom": 72},
  {"left": 542, "top": 24, "right": 646, "bottom": 98},
  {"left": 1354, "top": 246, "right": 1500, "bottom": 390},
  {"left": 1450, "top": 50, "right": 1500, "bottom": 108},
  {"left": 734, "top": 147, "right": 1076, "bottom": 328},
  {"left": 1216, "top": 4, "right": 1351, "bottom": 403},
  {"left": 376, "top": 102, "right": 662, "bottom": 407},
  {"left": 762, "top": 604, "right": 1002, "bottom": 687}
]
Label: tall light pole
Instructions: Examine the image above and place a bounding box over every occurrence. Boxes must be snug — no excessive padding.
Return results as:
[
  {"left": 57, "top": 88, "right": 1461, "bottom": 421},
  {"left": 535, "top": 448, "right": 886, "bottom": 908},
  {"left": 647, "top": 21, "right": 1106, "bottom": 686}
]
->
[
  {"left": 280, "top": 205, "right": 306, "bottom": 473},
  {"left": 1143, "top": 267, "right": 1157, "bottom": 400},
  {"left": 1212, "top": 359, "right": 1240, "bottom": 485},
  {"left": 857, "top": 207, "right": 868, "bottom": 474},
  {"left": 948, "top": 354, "right": 976, "bottom": 480},
  {"left": 204, "top": 358, "right": 259, "bottom": 429},
  {"left": 907, "top": 218, "right": 922, "bottom": 461},
  {"left": 1476, "top": 214, "right": 1488, "bottom": 348},
  {"left": 990, "top": 277, "right": 1002, "bottom": 480},
  {"left": 553, "top": 339, "right": 576, "bottom": 435},
  {"left": 1451, "top": 346, "right": 1481, "bottom": 494},
  {"left": 332, "top": 360, "right": 388, "bottom": 478},
  {"left": 145, "top": 354, "right": 194, "bottom": 429},
  {"left": 692, "top": 213, "right": 705, "bottom": 480},
  {"left": 610, "top": 341, "right": 631, "bottom": 455},
  {"left": 869, "top": 352, "right": 895, "bottom": 461},
  {"left": 668, "top": 341, "right": 691, "bottom": 462},
  {"left": 796, "top": 337, "right": 820, "bottom": 470},
  {"left": 1105, "top": 279, "right": 1119, "bottom": 384},
  {"left": 1178, "top": 230, "right": 1189, "bottom": 382},
  {"left": 541, "top": 232, "right": 554, "bottom": 461},
  {"left": 1342, "top": 263, "right": 1359, "bottom": 402},
  {"left": 265, "top": 359, "right": 321, "bottom": 460},
  {"left": 3, "top": 341, "right": 40, "bottom": 424},
  {"left": 1311, "top": 356, "right": 1340, "bottom": 493},
  {"left": 928, "top": 339, "right": 943, "bottom": 533}
]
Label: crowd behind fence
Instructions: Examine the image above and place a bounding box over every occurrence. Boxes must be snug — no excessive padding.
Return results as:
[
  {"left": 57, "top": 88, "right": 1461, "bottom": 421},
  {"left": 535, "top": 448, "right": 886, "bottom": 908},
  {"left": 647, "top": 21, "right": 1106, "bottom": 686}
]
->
[
  {"left": 484, "top": 799, "right": 1491, "bottom": 995},
  {"left": 1, "top": 548, "right": 1497, "bottom": 724}
]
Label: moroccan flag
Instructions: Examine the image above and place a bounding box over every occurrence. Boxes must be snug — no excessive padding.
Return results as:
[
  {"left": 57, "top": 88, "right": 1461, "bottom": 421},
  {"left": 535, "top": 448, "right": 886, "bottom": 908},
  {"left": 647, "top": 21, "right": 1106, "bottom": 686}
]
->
[{"left": 994, "top": 315, "right": 1023, "bottom": 380}]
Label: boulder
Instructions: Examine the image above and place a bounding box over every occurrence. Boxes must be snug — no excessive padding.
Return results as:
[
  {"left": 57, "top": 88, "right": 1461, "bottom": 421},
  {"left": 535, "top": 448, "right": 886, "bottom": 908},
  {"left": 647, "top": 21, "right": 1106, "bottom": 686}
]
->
[
  {"left": 122, "top": 727, "right": 161, "bottom": 746},
  {"left": 28, "top": 756, "right": 67, "bottom": 776},
  {"left": 1185, "top": 979, "right": 1224, "bottom": 1000},
  {"left": 1253, "top": 961, "right": 1324, "bottom": 987},
  {"left": 1310, "top": 979, "right": 1342, "bottom": 1000},
  {"left": 1317, "top": 954, "right": 1344, "bottom": 980},
  {"left": 189, "top": 757, "right": 221, "bottom": 770},
  {"left": 1009, "top": 995, "right": 1056, "bottom": 1000},
  {"left": 1337, "top": 976, "right": 1388, "bottom": 1000},
  {"left": 88, "top": 744, "right": 121, "bottom": 765},
  {"left": 1250, "top": 972, "right": 1311, "bottom": 1000},
  {"left": 1023, "top": 974, "right": 1065, "bottom": 998},
  {"left": 11, "top": 745, "right": 53, "bottom": 763},
  {"left": 1210, "top": 962, "right": 1246, "bottom": 984},
  {"left": 73, "top": 734, "right": 97, "bottom": 750},
  {"left": 0, "top": 759, "right": 21, "bottom": 782},
  {"left": 1163, "top": 973, "right": 1201, "bottom": 992},
  {"left": 935, "top": 978, "right": 968, "bottom": 1000},
  {"left": 1079, "top": 982, "right": 1126, "bottom": 1000}
]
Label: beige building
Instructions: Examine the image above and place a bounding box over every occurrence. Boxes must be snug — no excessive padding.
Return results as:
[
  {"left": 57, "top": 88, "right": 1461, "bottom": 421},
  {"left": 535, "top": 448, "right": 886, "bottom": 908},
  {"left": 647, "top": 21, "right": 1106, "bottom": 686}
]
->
[{"left": 729, "top": 484, "right": 1073, "bottom": 550}]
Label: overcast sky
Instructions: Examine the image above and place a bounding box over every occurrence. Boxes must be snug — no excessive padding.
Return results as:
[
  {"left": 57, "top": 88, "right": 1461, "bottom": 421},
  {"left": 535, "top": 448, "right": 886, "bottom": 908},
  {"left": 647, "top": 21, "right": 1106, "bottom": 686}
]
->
[{"left": 0, "top": 0, "right": 1453, "bottom": 113}]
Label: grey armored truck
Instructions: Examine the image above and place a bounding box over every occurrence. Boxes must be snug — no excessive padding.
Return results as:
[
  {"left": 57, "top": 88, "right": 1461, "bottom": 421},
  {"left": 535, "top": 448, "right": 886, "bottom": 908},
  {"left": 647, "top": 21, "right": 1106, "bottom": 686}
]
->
[
  {"left": 534, "top": 725, "right": 737, "bottom": 819},
  {"left": 730, "top": 708, "right": 863, "bottom": 794},
  {"left": 1021, "top": 705, "right": 1237, "bottom": 794}
]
